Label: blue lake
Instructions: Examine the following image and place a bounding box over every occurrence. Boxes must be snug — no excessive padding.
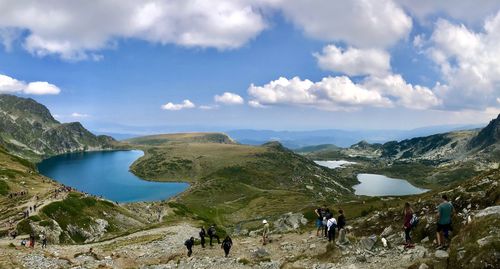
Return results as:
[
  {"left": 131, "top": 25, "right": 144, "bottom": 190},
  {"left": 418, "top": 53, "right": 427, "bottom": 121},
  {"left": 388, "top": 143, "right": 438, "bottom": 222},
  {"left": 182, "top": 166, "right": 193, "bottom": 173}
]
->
[
  {"left": 37, "top": 150, "right": 189, "bottom": 203},
  {"left": 354, "top": 173, "right": 428, "bottom": 196}
]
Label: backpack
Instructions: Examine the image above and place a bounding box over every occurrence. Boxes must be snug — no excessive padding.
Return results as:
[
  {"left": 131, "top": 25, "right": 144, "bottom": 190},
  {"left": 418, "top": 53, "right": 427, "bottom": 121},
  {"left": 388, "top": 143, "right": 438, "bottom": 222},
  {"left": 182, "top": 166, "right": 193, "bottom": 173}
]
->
[
  {"left": 208, "top": 227, "right": 214, "bottom": 236},
  {"left": 410, "top": 213, "right": 419, "bottom": 227},
  {"left": 223, "top": 240, "right": 231, "bottom": 248},
  {"left": 184, "top": 240, "right": 191, "bottom": 247}
]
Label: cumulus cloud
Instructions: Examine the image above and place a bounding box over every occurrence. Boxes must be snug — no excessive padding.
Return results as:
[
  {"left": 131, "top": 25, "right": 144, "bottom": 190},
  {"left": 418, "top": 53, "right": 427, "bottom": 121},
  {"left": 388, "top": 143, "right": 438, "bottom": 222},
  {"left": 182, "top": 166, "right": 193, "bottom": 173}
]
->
[
  {"left": 277, "top": 0, "right": 412, "bottom": 48},
  {"left": 425, "top": 12, "right": 500, "bottom": 109},
  {"left": 214, "top": 92, "right": 244, "bottom": 105},
  {"left": 161, "top": 99, "right": 195, "bottom": 111},
  {"left": 0, "top": 74, "right": 61, "bottom": 95},
  {"left": 314, "top": 45, "right": 391, "bottom": 76},
  {"left": 248, "top": 75, "right": 441, "bottom": 111},
  {"left": 400, "top": 0, "right": 500, "bottom": 25},
  {"left": 0, "top": 0, "right": 267, "bottom": 60}
]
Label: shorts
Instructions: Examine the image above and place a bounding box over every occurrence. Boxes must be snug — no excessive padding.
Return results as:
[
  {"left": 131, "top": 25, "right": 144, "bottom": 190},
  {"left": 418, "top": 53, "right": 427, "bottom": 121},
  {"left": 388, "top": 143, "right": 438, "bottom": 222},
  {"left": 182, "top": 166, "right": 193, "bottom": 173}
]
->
[
  {"left": 436, "top": 223, "right": 452, "bottom": 232},
  {"left": 316, "top": 219, "right": 323, "bottom": 228}
]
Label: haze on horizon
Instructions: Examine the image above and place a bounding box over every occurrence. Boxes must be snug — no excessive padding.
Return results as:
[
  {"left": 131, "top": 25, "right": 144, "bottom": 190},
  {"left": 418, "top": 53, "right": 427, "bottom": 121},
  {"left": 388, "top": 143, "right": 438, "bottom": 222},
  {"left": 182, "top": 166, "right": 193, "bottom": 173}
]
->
[{"left": 0, "top": 0, "right": 499, "bottom": 133}]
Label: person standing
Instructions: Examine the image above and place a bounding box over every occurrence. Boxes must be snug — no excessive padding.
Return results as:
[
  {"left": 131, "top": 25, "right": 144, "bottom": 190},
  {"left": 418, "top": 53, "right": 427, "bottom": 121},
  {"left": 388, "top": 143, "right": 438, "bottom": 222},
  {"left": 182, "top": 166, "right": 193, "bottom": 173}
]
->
[
  {"left": 314, "top": 205, "right": 327, "bottom": 237},
  {"left": 208, "top": 225, "right": 220, "bottom": 246},
  {"left": 323, "top": 208, "right": 332, "bottom": 238},
  {"left": 29, "top": 233, "right": 35, "bottom": 248},
  {"left": 221, "top": 236, "right": 233, "bottom": 257},
  {"left": 326, "top": 215, "right": 337, "bottom": 242},
  {"left": 184, "top": 237, "right": 195, "bottom": 257},
  {"left": 436, "top": 194, "right": 454, "bottom": 249},
  {"left": 403, "top": 202, "right": 414, "bottom": 248},
  {"left": 262, "top": 219, "right": 270, "bottom": 245},
  {"left": 40, "top": 234, "right": 47, "bottom": 249},
  {"left": 199, "top": 227, "right": 206, "bottom": 248}
]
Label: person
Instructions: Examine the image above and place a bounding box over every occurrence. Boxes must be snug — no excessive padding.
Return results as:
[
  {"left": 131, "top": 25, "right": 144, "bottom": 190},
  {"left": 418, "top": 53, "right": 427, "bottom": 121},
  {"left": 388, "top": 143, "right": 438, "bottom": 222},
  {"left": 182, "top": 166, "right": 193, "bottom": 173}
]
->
[
  {"left": 314, "top": 205, "right": 327, "bottom": 237},
  {"left": 323, "top": 208, "right": 332, "bottom": 238},
  {"left": 326, "top": 215, "right": 337, "bottom": 242},
  {"left": 436, "top": 194, "right": 454, "bottom": 249},
  {"left": 40, "top": 234, "right": 47, "bottom": 249},
  {"left": 262, "top": 219, "right": 270, "bottom": 245},
  {"left": 184, "top": 237, "right": 195, "bottom": 257},
  {"left": 208, "top": 225, "right": 220, "bottom": 246},
  {"left": 403, "top": 202, "right": 415, "bottom": 248},
  {"left": 221, "top": 236, "right": 233, "bottom": 257},
  {"left": 21, "top": 239, "right": 27, "bottom": 246},
  {"left": 29, "top": 233, "right": 35, "bottom": 248},
  {"left": 199, "top": 227, "right": 206, "bottom": 248},
  {"left": 337, "top": 209, "right": 346, "bottom": 233}
]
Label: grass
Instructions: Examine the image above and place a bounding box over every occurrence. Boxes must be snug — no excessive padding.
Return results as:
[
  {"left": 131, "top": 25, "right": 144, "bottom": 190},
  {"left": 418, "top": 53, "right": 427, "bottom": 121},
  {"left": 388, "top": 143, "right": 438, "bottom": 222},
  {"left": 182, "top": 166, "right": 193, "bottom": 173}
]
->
[{"left": 0, "top": 180, "right": 9, "bottom": 195}]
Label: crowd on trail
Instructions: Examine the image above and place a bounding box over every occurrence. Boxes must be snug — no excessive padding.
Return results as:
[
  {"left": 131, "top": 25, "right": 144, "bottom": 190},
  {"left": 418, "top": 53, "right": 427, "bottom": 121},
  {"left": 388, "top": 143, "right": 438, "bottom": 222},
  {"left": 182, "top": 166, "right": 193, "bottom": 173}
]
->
[
  {"left": 8, "top": 190, "right": 28, "bottom": 199},
  {"left": 52, "top": 185, "right": 73, "bottom": 199}
]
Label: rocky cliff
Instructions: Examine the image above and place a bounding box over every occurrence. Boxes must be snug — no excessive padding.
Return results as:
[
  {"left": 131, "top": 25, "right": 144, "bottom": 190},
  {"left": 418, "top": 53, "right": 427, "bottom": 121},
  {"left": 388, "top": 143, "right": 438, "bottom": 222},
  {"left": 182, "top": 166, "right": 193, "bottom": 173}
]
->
[{"left": 0, "top": 94, "right": 115, "bottom": 160}]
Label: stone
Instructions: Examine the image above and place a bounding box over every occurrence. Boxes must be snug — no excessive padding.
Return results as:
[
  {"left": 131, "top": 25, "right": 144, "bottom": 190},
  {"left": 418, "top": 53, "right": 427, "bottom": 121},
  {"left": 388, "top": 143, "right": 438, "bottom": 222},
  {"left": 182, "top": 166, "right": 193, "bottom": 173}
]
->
[
  {"left": 434, "top": 250, "right": 449, "bottom": 269},
  {"left": 380, "top": 226, "right": 393, "bottom": 237},
  {"left": 273, "top": 212, "right": 308, "bottom": 233},
  {"left": 418, "top": 263, "right": 429, "bottom": 269},
  {"left": 360, "top": 235, "right": 377, "bottom": 250},
  {"left": 420, "top": 237, "right": 429, "bottom": 243},
  {"left": 475, "top": 206, "right": 500, "bottom": 218},
  {"left": 252, "top": 248, "right": 270, "bottom": 259},
  {"left": 338, "top": 228, "right": 349, "bottom": 245},
  {"left": 309, "top": 244, "right": 316, "bottom": 249}
]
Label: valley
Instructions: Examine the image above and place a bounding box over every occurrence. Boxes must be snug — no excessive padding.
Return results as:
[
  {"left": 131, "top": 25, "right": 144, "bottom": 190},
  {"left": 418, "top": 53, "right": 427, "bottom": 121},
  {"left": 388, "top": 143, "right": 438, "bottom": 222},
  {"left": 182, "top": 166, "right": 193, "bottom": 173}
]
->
[{"left": 0, "top": 95, "right": 498, "bottom": 269}]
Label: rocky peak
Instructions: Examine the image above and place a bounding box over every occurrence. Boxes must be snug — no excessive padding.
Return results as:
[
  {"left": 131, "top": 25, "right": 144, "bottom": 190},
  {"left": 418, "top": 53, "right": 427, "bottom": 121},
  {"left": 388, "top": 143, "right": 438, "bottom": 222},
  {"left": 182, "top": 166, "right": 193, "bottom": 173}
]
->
[{"left": 468, "top": 113, "right": 500, "bottom": 149}]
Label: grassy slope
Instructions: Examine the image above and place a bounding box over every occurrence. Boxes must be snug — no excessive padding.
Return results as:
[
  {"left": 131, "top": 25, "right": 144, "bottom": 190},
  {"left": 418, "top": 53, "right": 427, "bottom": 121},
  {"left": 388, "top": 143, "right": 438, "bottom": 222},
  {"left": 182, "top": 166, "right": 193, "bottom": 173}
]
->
[{"left": 128, "top": 137, "right": 356, "bottom": 230}]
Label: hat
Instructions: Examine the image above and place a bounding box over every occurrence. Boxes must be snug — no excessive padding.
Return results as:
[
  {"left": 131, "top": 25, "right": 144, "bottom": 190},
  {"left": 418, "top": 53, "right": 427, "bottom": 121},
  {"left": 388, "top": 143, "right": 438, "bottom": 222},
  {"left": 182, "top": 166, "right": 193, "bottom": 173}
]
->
[{"left": 262, "top": 220, "right": 268, "bottom": 224}]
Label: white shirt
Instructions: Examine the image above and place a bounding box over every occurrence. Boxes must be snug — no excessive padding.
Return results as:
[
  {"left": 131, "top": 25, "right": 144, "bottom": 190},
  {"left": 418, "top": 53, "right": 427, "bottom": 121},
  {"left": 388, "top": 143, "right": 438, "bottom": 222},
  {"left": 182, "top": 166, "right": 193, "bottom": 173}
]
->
[{"left": 327, "top": 218, "right": 337, "bottom": 231}]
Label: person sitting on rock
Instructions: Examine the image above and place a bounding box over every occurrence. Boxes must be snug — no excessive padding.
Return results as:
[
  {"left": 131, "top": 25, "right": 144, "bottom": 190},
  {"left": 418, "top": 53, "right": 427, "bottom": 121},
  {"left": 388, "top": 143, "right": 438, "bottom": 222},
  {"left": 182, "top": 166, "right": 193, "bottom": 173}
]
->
[
  {"left": 403, "top": 202, "right": 415, "bottom": 248},
  {"left": 184, "top": 237, "right": 195, "bottom": 257},
  {"left": 208, "top": 225, "right": 220, "bottom": 246},
  {"left": 221, "top": 236, "right": 233, "bottom": 257},
  {"left": 436, "top": 194, "right": 454, "bottom": 249},
  {"left": 199, "top": 227, "right": 206, "bottom": 248},
  {"left": 262, "top": 220, "right": 270, "bottom": 245},
  {"left": 326, "top": 215, "right": 337, "bottom": 242}
]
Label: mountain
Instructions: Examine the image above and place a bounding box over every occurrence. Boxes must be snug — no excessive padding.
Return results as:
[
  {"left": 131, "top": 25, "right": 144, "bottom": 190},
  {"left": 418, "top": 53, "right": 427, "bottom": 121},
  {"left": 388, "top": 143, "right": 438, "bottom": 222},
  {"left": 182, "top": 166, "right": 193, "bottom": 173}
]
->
[
  {"left": 0, "top": 94, "right": 115, "bottom": 160},
  {"left": 226, "top": 124, "right": 484, "bottom": 149},
  {"left": 468, "top": 114, "right": 500, "bottom": 149},
  {"left": 126, "top": 132, "right": 235, "bottom": 146}
]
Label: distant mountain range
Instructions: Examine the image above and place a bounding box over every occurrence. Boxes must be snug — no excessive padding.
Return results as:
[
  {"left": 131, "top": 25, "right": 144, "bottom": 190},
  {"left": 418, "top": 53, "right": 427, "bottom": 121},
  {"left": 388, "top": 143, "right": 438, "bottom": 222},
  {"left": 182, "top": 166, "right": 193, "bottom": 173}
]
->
[
  {"left": 225, "top": 125, "right": 483, "bottom": 149},
  {"left": 0, "top": 94, "right": 115, "bottom": 160}
]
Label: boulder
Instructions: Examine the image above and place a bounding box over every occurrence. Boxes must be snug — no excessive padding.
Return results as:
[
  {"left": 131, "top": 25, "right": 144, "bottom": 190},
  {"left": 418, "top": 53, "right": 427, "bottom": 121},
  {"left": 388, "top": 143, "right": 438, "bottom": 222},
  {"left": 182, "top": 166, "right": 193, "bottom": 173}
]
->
[
  {"left": 273, "top": 212, "right": 307, "bottom": 233},
  {"left": 418, "top": 263, "right": 429, "bottom": 269},
  {"left": 434, "top": 250, "right": 449, "bottom": 269},
  {"left": 360, "top": 235, "right": 377, "bottom": 250},
  {"left": 380, "top": 226, "right": 393, "bottom": 237},
  {"left": 475, "top": 206, "right": 500, "bottom": 218}
]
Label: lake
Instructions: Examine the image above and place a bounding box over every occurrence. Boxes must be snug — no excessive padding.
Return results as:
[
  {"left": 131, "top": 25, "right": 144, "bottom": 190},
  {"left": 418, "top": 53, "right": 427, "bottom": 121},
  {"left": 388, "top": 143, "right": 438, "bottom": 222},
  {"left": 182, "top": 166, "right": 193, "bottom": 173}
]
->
[
  {"left": 354, "top": 173, "right": 428, "bottom": 196},
  {"left": 314, "top": 160, "right": 357, "bottom": 169},
  {"left": 37, "top": 150, "right": 189, "bottom": 203}
]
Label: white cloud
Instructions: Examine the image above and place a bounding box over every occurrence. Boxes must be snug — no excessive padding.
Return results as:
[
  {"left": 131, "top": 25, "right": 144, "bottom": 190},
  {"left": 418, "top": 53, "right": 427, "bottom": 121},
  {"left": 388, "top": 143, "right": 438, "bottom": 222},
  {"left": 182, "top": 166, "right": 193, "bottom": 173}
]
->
[
  {"left": 214, "top": 92, "right": 244, "bottom": 105},
  {"left": 161, "top": 99, "right": 195, "bottom": 111},
  {"left": 199, "top": 105, "right": 219, "bottom": 110},
  {"left": 314, "top": 45, "right": 391, "bottom": 76},
  {"left": 425, "top": 12, "right": 500, "bottom": 109},
  {"left": 70, "top": 112, "right": 90, "bottom": 118},
  {"left": 400, "top": 0, "right": 500, "bottom": 25},
  {"left": 0, "top": 74, "right": 61, "bottom": 95},
  {"left": 248, "top": 74, "right": 441, "bottom": 111},
  {"left": 277, "top": 0, "right": 412, "bottom": 48},
  {"left": 0, "top": 0, "right": 267, "bottom": 60}
]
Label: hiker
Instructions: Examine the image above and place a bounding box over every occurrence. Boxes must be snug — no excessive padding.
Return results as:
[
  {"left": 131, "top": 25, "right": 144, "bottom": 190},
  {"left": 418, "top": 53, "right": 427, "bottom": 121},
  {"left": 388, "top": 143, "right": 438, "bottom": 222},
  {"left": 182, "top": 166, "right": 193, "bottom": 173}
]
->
[
  {"left": 40, "top": 234, "right": 47, "bottom": 249},
  {"left": 221, "top": 236, "right": 233, "bottom": 257},
  {"left": 323, "top": 208, "right": 332, "bottom": 238},
  {"left": 403, "top": 202, "right": 415, "bottom": 248},
  {"left": 29, "top": 233, "right": 35, "bottom": 248},
  {"left": 337, "top": 209, "right": 346, "bottom": 233},
  {"left": 199, "top": 227, "right": 206, "bottom": 248},
  {"left": 436, "top": 194, "right": 454, "bottom": 249},
  {"left": 184, "top": 237, "right": 195, "bottom": 257},
  {"left": 10, "top": 230, "right": 17, "bottom": 239},
  {"left": 208, "top": 225, "right": 220, "bottom": 246},
  {"left": 21, "top": 239, "right": 27, "bottom": 246},
  {"left": 326, "top": 215, "right": 337, "bottom": 242},
  {"left": 314, "top": 205, "right": 327, "bottom": 237},
  {"left": 262, "top": 219, "right": 270, "bottom": 245}
]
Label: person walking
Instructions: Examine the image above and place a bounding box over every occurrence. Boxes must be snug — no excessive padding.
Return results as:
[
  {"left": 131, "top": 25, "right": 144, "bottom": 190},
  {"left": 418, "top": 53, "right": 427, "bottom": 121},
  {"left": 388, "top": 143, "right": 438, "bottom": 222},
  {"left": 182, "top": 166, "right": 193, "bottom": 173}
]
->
[
  {"left": 262, "top": 219, "right": 270, "bottom": 245},
  {"left": 403, "top": 202, "right": 415, "bottom": 248},
  {"left": 184, "top": 237, "right": 195, "bottom": 257},
  {"left": 29, "top": 233, "right": 35, "bottom": 248},
  {"left": 436, "top": 194, "right": 454, "bottom": 249},
  {"left": 221, "top": 236, "right": 233, "bottom": 257},
  {"left": 208, "top": 225, "right": 220, "bottom": 246},
  {"left": 199, "top": 227, "right": 206, "bottom": 248},
  {"left": 326, "top": 215, "right": 337, "bottom": 242},
  {"left": 40, "top": 234, "right": 47, "bottom": 249}
]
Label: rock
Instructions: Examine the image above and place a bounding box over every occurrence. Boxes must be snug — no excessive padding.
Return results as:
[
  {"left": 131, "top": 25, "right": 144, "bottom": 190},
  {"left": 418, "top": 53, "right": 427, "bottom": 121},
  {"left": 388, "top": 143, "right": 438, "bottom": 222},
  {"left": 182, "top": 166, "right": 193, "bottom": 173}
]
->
[
  {"left": 309, "top": 244, "right": 316, "bottom": 249},
  {"left": 273, "top": 212, "right": 308, "bottom": 233},
  {"left": 475, "top": 206, "right": 500, "bottom": 218},
  {"left": 381, "top": 238, "right": 387, "bottom": 248},
  {"left": 356, "top": 255, "right": 367, "bottom": 262},
  {"left": 338, "top": 228, "right": 349, "bottom": 245},
  {"left": 380, "top": 226, "right": 393, "bottom": 237},
  {"left": 476, "top": 236, "right": 494, "bottom": 247},
  {"left": 252, "top": 248, "right": 270, "bottom": 259},
  {"left": 434, "top": 250, "right": 449, "bottom": 269},
  {"left": 421, "top": 237, "right": 429, "bottom": 243},
  {"left": 418, "top": 263, "right": 429, "bottom": 269},
  {"left": 360, "top": 235, "right": 377, "bottom": 250}
]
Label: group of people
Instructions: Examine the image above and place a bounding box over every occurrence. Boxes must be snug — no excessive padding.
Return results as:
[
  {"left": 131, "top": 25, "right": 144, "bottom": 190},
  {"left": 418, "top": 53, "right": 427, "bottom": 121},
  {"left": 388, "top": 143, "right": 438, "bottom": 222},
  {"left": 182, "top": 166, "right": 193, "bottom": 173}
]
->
[
  {"left": 403, "top": 194, "right": 454, "bottom": 250},
  {"left": 18, "top": 233, "right": 48, "bottom": 249},
  {"left": 52, "top": 185, "right": 73, "bottom": 199},
  {"left": 8, "top": 190, "right": 28, "bottom": 199},
  {"left": 314, "top": 205, "right": 346, "bottom": 243},
  {"left": 185, "top": 225, "right": 233, "bottom": 257}
]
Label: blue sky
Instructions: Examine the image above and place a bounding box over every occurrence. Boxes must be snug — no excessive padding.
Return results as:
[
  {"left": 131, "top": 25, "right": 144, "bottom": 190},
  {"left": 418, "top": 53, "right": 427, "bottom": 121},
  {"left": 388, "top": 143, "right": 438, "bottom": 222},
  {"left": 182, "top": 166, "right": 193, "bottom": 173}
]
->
[{"left": 0, "top": 1, "right": 499, "bottom": 133}]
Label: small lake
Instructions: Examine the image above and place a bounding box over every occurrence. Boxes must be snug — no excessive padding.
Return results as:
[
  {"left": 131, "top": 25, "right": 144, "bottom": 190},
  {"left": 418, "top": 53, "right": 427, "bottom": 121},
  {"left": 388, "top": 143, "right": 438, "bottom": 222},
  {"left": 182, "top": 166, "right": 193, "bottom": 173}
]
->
[
  {"left": 38, "top": 150, "right": 189, "bottom": 203},
  {"left": 354, "top": 173, "right": 428, "bottom": 196},
  {"left": 314, "top": 160, "right": 357, "bottom": 169}
]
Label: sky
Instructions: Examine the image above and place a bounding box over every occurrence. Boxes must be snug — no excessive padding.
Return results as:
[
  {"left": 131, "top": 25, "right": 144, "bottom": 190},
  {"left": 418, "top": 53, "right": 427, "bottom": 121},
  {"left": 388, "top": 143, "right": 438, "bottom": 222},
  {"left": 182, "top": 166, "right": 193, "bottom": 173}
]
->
[{"left": 0, "top": 0, "right": 500, "bottom": 133}]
